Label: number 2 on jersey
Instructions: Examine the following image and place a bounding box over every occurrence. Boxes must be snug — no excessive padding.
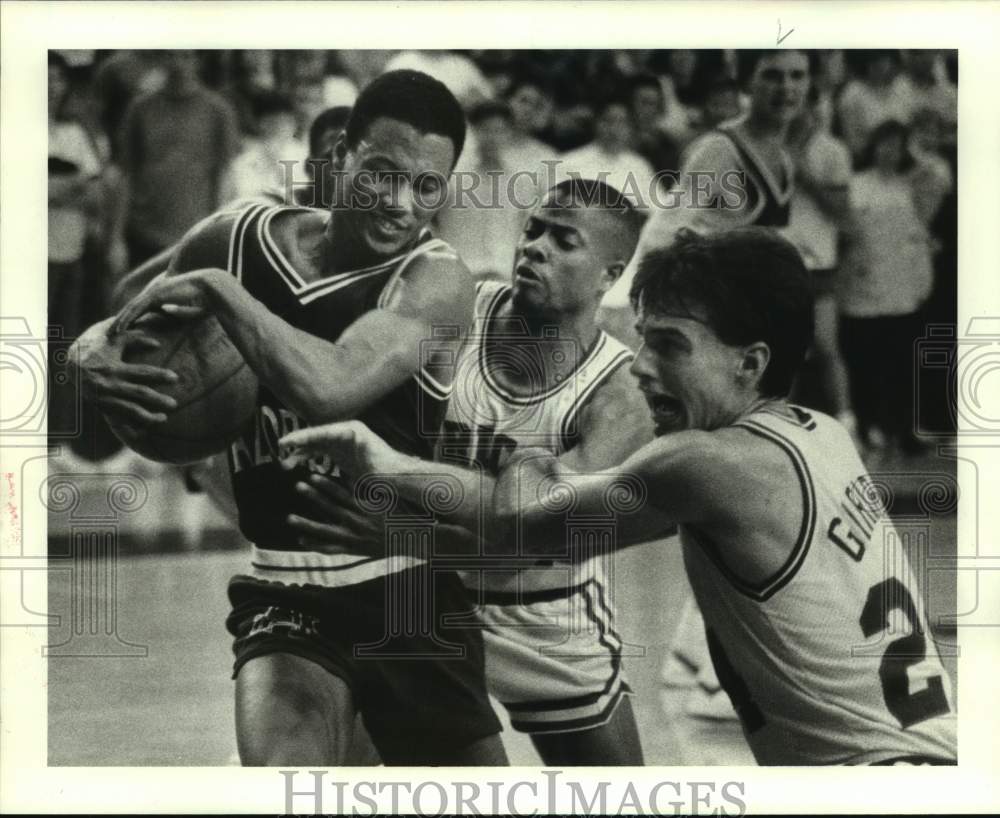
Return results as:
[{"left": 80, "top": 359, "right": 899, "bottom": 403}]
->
[{"left": 859, "top": 577, "right": 950, "bottom": 729}]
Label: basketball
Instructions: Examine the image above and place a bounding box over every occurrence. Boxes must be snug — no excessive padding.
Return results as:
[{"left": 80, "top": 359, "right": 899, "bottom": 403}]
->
[{"left": 108, "top": 312, "right": 259, "bottom": 465}]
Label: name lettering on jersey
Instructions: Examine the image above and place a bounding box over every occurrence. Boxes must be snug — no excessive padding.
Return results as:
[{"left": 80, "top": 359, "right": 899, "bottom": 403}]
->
[
  {"left": 827, "top": 474, "right": 884, "bottom": 562},
  {"left": 229, "top": 404, "right": 339, "bottom": 476}
]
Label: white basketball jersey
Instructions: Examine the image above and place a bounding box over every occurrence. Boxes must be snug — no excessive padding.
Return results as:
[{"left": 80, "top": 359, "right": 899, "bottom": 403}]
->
[
  {"left": 681, "top": 405, "right": 956, "bottom": 765},
  {"left": 443, "top": 281, "right": 633, "bottom": 594}
]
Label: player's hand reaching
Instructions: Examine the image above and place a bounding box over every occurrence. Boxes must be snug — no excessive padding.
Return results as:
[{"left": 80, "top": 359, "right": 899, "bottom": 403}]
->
[
  {"left": 111, "top": 268, "right": 232, "bottom": 335},
  {"left": 69, "top": 316, "right": 180, "bottom": 428},
  {"left": 286, "top": 474, "right": 386, "bottom": 555},
  {"left": 280, "top": 421, "right": 406, "bottom": 482}
]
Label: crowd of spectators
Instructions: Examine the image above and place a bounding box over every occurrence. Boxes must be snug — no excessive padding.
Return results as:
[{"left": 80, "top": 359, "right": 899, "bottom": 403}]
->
[{"left": 48, "top": 48, "right": 958, "bottom": 463}]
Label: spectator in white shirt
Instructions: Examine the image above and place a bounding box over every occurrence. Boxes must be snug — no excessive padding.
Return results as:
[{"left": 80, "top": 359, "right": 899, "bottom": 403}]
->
[
  {"left": 558, "top": 95, "right": 656, "bottom": 207},
  {"left": 783, "top": 89, "right": 854, "bottom": 430},
  {"left": 839, "top": 120, "right": 934, "bottom": 455},
  {"left": 505, "top": 74, "right": 559, "bottom": 167},
  {"left": 225, "top": 90, "right": 308, "bottom": 203},
  {"left": 837, "top": 50, "right": 914, "bottom": 161}
]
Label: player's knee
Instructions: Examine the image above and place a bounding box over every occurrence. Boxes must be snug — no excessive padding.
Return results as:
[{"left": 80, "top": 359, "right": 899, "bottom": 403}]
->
[{"left": 234, "top": 655, "right": 353, "bottom": 765}]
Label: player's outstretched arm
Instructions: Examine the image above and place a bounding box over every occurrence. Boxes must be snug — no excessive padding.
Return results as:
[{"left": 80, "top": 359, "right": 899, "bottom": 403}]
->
[
  {"left": 280, "top": 365, "right": 657, "bottom": 547},
  {"left": 492, "top": 430, "right": 722, "bottom": 559},
  {"left": 113, "top": 228, "right": 475, "bottom": 425},
  {"left": 280, "top": 419, "right": 492, "bottom": 536}
]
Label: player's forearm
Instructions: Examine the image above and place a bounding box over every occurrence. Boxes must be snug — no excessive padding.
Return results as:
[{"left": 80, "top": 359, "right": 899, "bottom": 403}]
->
[
  {"left": 492, "top": 447, "right": 568, "bottom": 555},
  {"left": 493, "top": 447, "right": 675, "bottom": 560},
  {"left": 206, "top": 275, "right": 402, "bottom": 424},
  {"left": 429, "top": 522, "right": 484, "bottom": 556},
  {"left": 110, "top": 247, "right": 176, "bottom": 311},
  {"left": 369, "top": 451, "right": 495, "bottom": 531}
]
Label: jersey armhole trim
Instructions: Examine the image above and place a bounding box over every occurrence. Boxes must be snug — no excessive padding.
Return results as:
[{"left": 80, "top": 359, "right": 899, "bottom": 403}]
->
[
  {"left": 375, "top": 235, "right": 451, "bottom": 310},
  {"left": 699, "top": 419, "right": 816, "bottom": 602},
  {"left": 558, "top": 346, "right": 635, "bottom": 448},
  {"left": 228, "top": 204, "right": 268, "bottom": 283},
  {"left": 373, "top": 235, "right": 455, "bottom": 399}
]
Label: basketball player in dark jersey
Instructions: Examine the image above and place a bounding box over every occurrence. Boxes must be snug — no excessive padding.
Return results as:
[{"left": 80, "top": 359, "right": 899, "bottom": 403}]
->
[{"left": 74, "top": 71, "right": 506, "bottom": 766}]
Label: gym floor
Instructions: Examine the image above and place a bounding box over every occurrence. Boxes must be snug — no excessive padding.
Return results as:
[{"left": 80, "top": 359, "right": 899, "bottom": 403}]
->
[{"left": 46, "top": 453, "right": 958, "bottom": 767}]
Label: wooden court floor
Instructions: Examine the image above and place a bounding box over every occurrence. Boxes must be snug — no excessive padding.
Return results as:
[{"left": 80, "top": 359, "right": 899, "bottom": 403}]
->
[{"left": 47, "top": 523, "right": 956, "bottom": 767}]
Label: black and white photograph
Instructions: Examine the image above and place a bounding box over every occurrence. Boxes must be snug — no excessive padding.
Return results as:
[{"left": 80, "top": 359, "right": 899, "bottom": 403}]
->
[{"left": 2, "top": 1, "right": 999, "bottom": 814}]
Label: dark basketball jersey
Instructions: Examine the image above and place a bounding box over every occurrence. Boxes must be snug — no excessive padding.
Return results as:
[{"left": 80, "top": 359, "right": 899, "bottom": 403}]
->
[
  {"left": 688, "top": 124, "right": 794, "bottom": 228},
  {"left": 223, "top": 203, "right": 453, "bottom": 587}
]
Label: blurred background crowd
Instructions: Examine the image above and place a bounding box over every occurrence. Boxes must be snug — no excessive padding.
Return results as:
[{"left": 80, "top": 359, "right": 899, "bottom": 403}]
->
[{"left": 48, "top": 48, "right": 957, "bottom": 474}]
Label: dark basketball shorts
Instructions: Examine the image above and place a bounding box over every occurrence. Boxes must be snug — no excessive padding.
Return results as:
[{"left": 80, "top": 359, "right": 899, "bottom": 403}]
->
[{"left": 226, "top": 565, "right": 501, "bottom": 752}]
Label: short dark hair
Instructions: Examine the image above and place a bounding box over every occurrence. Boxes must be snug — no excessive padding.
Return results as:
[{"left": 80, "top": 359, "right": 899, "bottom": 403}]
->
[
  {"left": 308, "top": 105, "right": 352, "bottom": 160},
  {"left": 547, "top": 178, "right": 644, "bottom": 260},
  {"left": 630, "top": 227, "right": 814, "bottom": 398},
  {"left": 857, "top": 118, "right": 916, "bottom": 173},
  {"left": 344, "top": 70, "right": 466, "bottom": 166},
  {"left": 739, "top": 49, "right": 814, "bottom": 86}
]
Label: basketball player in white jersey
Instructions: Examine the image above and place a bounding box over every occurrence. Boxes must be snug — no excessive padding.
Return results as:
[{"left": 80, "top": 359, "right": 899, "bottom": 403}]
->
[
  {"left": 290, "top": 227, "right": 957, "bottom": 765},
  {"left": 595, "top": 49, "right": 810, "bottom": 763},
  {"left": 73, "top": 71, "right": 508, "bottom": 766},
  {"left": 284, "top": 178, "right": 656, "bottom": 764}
]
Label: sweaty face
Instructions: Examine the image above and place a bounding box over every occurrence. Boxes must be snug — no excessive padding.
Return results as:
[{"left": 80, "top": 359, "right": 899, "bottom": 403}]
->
[
  {"left": 630, "top": 299, "right": 750, "bottom": 436},
  {"left": 337, "top": 117, "right": 455, "bottom": 257},
  {"left": 510, "top": 195, "right": 615, "bottom": 318},
  {"left": 749, "top": 51, "right": 809, "bottom": 126}
]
